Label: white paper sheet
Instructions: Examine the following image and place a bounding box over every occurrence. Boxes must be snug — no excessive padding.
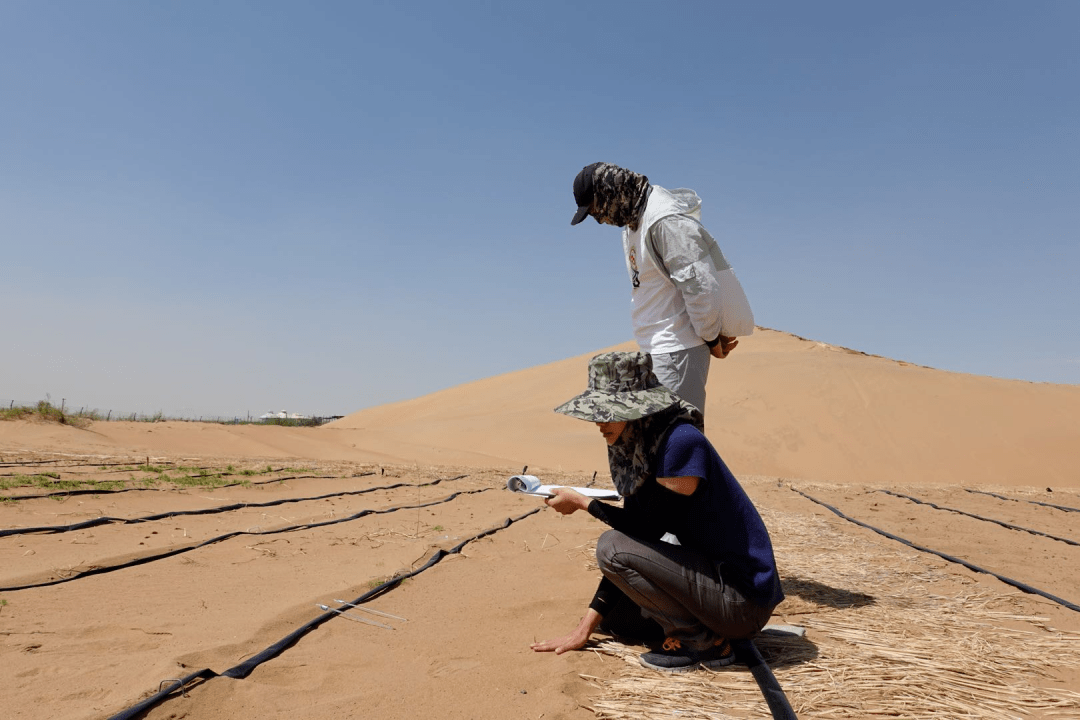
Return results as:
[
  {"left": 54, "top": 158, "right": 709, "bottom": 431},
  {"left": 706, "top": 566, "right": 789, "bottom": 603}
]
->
[{"left": 506, "top": 474, "right": 620, "bottom": 499}]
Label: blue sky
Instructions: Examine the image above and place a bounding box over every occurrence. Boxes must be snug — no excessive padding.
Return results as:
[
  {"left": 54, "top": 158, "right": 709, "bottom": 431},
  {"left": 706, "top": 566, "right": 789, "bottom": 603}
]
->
[{"left": 2, "top": 1, "right": 1077, "bottom": 419}]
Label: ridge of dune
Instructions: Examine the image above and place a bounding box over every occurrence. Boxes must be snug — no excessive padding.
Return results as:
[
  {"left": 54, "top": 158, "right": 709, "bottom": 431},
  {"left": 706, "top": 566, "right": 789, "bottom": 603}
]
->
[{"left": 326, "top": 328, "right": 1080, "bottom": 487}]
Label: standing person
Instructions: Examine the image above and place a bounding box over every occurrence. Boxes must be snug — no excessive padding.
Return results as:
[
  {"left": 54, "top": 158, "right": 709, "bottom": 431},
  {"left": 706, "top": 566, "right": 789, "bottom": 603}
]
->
[
  {"left": 530, "top": 351, "right": 783, "bottom": 673},
  {"left": 570, "top": 162, "right": 754, "bottom": 417}
]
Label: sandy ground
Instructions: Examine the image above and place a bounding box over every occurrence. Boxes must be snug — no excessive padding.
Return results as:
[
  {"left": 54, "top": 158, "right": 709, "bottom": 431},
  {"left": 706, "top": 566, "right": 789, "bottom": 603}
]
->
[{"left": 2, "top": 329, "right": 1079, "bottom": 719}]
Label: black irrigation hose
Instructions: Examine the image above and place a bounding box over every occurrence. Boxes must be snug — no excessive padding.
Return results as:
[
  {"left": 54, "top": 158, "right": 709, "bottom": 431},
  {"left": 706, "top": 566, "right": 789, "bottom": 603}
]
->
[
  {"left": 106, "top": 507, "right": 544, "bottom": 720},
  {"left": 0, "top": 487, "right": 493, "bottom": 592},
  {"left": 0, "top": 459, "right": 67, "bottom": 467},
  {"left": 0, "top": 486, "right": 147, "bottom": 501},
  {"left": 732, "top": 639, "right": 798, "bottom": 720},
  {"left": 965, "top": 488, "right": 1080, "bottom": 514},
  {"left": 793, "top": 488, "right": 1080, "bottom": 613},
  {"left": 0, "top": 459, "right": 144, "bottom": 468},
  {"left": 0, "top": 472, "right": 354, "bottom": 501},
  {"left": 0, "top": 459, "right": 184, "bottom": 470},
  {"left": 0, "top": 475, "right": 466, "bottom": 538},
  {"left": 876, "top": 489, "right": 1080, "bottom": 547},
  {"left": 1, "top": 464, "right": 215, "bottom": 478}
]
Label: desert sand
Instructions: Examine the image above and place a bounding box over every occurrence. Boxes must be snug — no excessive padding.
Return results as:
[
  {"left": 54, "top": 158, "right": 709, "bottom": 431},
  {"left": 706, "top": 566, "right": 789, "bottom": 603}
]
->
[{"left": 2, "top": 328, "right": 1079, "bottom": 720}]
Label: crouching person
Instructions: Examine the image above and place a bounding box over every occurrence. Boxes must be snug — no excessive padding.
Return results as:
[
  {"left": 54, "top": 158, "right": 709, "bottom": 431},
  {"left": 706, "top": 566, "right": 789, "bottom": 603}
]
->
[{"left": 530, "top": 351, "right": 783, "bottom": 673}]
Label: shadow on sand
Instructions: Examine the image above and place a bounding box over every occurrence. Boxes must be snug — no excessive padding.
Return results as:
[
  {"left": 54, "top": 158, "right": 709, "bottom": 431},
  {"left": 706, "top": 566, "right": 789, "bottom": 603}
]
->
[{"left": 782, "top": 575, "right": 876, "bottom": 609}]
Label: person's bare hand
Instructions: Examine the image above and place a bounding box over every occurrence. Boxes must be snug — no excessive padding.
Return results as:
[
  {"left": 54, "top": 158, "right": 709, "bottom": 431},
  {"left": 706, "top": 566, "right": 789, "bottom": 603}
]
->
[
  {"left": 545, "top": 487, "right": 588, "bottom": 515},
  {"left": 710, "top": 335, "right": 738, "bottom": 359},
  {"left": 530, "top": 627, "right": 590, "bottom": 654},
  {"left": 531, "top": 610, "right": 602, "bottom": 654}
]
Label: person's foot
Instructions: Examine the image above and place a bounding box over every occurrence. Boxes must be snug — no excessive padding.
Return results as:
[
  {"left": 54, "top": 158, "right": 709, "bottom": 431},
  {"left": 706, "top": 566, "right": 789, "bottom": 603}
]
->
[{"left": 639, "top": 637, "right": 735, "bottom": 673}]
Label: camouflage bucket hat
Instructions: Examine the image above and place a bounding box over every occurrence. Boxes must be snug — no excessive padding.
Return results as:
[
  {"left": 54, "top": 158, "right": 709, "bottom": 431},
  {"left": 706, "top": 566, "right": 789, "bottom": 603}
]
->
[{"left": 554, "top": 351, "right": 681, "bottom": 422}]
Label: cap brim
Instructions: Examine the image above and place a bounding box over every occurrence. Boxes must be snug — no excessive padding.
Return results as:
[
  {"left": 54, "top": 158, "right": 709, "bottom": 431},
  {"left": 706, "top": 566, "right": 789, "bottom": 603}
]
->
[{"left": 570, "top": 205, "right": 590, "bottom": 225}]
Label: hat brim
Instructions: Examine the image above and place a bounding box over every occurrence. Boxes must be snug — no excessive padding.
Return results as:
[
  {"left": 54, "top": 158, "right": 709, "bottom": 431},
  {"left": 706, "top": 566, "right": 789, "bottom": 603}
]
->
[
  {"left": 570, "top": 205, "right": 590, "bottom": 225},
  {"left": 553, "top": 386, "right": 681, "bottom": 422}
]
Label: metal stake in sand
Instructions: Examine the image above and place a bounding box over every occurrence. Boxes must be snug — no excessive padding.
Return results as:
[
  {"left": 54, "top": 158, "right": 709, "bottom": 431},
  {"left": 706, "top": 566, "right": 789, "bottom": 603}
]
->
[
  {"left": 158, "top": 678, "right": 189, "bottom": 697},
  {"left": 315, "top": 603, "right": 394, "bottom": 630},
  {"left": 333, "top": 599, "right": 408, "bottom": 622}
]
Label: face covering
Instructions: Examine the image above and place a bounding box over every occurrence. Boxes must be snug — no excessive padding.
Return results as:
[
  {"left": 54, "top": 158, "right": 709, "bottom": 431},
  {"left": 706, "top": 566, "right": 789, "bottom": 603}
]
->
[
  {"left": 607, "top": 404, "right": 702, "bottom": 496},
  {"left": 589, "top": 163, "right": 651, "bottom": 231}
]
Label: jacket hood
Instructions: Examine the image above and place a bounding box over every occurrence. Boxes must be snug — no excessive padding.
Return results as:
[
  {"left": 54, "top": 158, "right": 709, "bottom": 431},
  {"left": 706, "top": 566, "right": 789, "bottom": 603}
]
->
[{"left": 641, "top": 186, "right": 702, "bottom": 228}]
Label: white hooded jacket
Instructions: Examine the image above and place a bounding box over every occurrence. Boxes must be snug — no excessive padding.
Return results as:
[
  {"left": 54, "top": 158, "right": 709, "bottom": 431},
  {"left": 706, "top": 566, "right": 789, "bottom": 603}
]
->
[{"left": 622, "top": 186, "right": 754, "bottom": 354}]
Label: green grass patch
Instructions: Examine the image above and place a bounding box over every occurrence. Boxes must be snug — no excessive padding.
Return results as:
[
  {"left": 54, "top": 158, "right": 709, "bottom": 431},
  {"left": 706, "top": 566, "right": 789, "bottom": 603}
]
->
[
  {"left": 0, "top": 474, "right": 124, "bottom": 494},
  {"left": 0, "top": 469, "right": 247, "bottom": 499},
  {"left": 165, "top": 472, "right": 248, "bottom": 489},
  {"left": 0, "top": 459, "right": 296, "bottom": 502}
]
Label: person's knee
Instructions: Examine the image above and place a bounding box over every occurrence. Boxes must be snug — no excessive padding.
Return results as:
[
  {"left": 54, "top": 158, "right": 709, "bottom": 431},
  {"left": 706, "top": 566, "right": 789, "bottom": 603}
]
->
[{"left": 595, "top": 530, "right": 621, "bottom": 573}]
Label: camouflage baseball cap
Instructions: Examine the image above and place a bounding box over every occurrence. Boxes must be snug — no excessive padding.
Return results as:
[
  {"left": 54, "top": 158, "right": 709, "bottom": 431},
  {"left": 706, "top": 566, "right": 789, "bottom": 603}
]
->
[{"left": 554, "top": 351, "right": 682, "bottom": 422}]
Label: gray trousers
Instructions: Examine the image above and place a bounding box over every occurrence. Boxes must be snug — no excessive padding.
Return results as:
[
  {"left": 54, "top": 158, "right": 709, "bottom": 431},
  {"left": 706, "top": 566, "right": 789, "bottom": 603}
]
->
[
  {"left": 596, "top": 529, "right": 773, "bottom": 650},
  {"left": 650, "top": 344, "right": 711, "bottom": 416}
]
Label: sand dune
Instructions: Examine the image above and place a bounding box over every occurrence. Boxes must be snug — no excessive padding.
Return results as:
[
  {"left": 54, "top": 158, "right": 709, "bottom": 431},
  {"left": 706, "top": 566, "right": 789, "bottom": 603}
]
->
[
  {"left": 326, "top": 328, "right": 1080, "bottom": 488},
  {"left": 5, "top": 329, "right": 1076, "bottom": 488}
]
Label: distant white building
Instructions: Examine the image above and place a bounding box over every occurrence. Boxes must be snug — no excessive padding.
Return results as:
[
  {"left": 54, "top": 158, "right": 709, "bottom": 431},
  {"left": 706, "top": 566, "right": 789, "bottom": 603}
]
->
[{"left": 259, "top": 410, "right": 311, "bottom": 420}]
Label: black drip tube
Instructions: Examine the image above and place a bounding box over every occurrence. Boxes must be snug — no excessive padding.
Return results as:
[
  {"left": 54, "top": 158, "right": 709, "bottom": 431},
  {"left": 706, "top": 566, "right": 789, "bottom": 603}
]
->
[
  {"left": 0, "top": 475, "right": 463, "bottom": 538},
  {"left": 965, "top": 488, "right": 1080, "bottom": 514},
  {"left": 1, "top": 472, "right": 354, "bottom": 501},
  {"left": 106, "top": 508, "right": 542, "bottom": 720},
  {"left": 0, "top": 487, "right": 491, "bottom": 592},
  {"left": 793, "top": 488, "right": 1080, "bottom": 613},
  {"left": 876, "top": 489, "right": 1080, "bottom": 547},
  {"left": 732, "top": 639, "right": 799, "bottom": 720}
]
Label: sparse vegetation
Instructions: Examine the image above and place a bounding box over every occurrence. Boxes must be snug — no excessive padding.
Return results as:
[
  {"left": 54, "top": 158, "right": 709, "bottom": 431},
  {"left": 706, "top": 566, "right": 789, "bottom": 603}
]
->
[
  {"left": 0, "top": 400, "right": 97, "bottom": 428},
  {"left": 1, "top": 400, "right": 337, "bottom": 426},
  {"left": 166, "top": 472, "right": 250, "bottom": 490},
  {"left": 366, "top": 573, "right": 410, "bottom": 590},
  {"left": 0, "top": 432, "right": 304, "bottom": 503},
  {"left": 0, "top": 464, "right": 298, "bottom": 499},
  {"left": 257, "top": 417, "right": 323, "bottom": 427},
  {"left": 0, "top": 474, "right": 124, "bottom": 493}
]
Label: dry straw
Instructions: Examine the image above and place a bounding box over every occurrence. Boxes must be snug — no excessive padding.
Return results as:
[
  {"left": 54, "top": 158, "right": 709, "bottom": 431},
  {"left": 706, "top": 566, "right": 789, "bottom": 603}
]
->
[{"left": 581, "top": 488, "right": 1080, "bottom": 719}]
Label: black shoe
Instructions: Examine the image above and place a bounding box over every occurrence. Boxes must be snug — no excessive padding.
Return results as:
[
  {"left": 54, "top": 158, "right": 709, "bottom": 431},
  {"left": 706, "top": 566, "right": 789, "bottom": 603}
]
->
[
  {"left": 639, "top": 637, "right": 735, "bottom": 673},
  {"left": 697, "top": 638, "right": 736, "bottom": 670}
]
